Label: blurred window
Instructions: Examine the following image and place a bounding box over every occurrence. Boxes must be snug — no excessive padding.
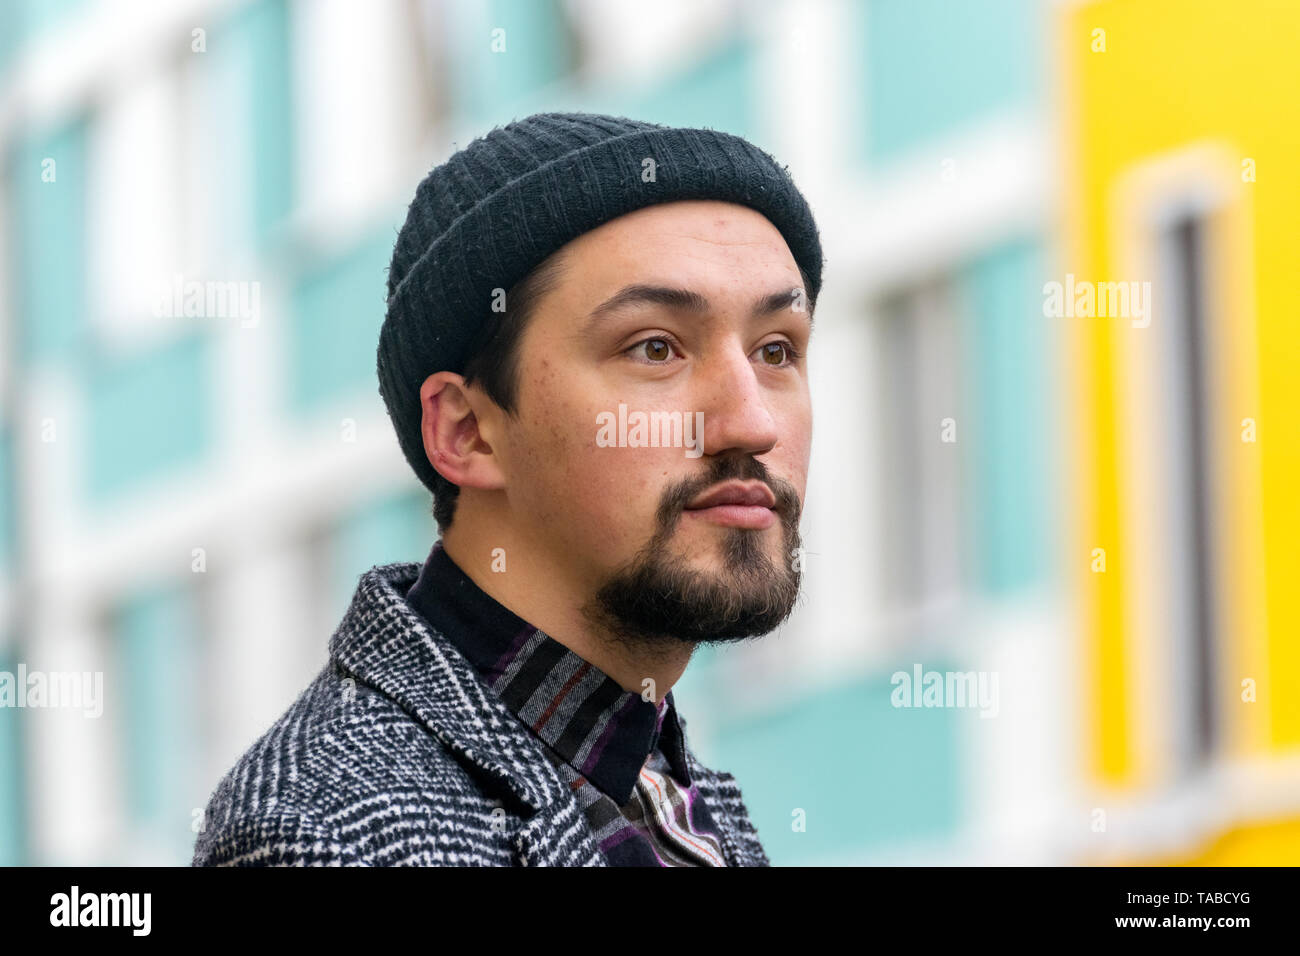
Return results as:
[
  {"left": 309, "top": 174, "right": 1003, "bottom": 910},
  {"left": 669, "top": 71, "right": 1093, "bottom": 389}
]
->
[
  {"left": 292, "top": 0, "right": 432, "bottom": 219},
  {"left": 1155, "top": 211, "right": 1221, "bottom": 774},
  {"left": 89, "top": 64, "right": 185, "bottom": 348},
  {"left": 875, "top": 276, "right": 964, "bottom": 621}
]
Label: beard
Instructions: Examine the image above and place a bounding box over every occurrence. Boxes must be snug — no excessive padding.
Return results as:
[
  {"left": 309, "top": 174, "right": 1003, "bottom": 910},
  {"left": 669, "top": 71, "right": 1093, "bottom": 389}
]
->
[{"left": 582, "top": 454, "right": 804, "bottom": 648}]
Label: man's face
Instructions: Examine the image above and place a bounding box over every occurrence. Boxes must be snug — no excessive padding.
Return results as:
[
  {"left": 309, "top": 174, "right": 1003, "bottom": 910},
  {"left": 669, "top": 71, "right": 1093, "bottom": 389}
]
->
[{"left": 496, "top": 199, "right": 813, "bottom": 647}]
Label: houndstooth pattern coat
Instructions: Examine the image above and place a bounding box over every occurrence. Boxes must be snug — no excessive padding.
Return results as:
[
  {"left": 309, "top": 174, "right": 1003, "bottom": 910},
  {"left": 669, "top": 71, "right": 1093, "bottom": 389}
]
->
[{"left": 191, "top": 561, "right": 771, "bottom": 866}]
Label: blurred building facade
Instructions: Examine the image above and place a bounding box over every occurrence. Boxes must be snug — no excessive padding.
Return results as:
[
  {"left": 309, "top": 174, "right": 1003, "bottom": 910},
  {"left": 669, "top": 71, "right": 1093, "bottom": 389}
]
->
[
  {"left": 1060, "top": 0, "right": 1300, "bottom": 864},
  {"left": 0, "top": 0, "right": 1293, "bottom": 866}
]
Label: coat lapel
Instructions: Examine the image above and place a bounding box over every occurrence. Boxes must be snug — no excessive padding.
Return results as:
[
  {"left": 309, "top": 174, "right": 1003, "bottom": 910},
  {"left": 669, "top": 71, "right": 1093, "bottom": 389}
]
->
[
  {"left": 512, "top": 799, "right": 607, "bottom": 866},
  {"left": 684, "top": 746, "right": 770, "bottom": 866},
  {"left": 330, "top": 561, "right": 764, "bottom": 867},
  {"left": 328, "top": 562, "right": 607, "bottom": 866}
]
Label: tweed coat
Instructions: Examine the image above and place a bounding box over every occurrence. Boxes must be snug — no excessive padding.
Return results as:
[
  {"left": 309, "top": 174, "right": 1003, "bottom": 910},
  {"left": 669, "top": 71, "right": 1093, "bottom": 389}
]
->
[{"left": 192, "top": 561, "right": 771, "bottom": 866}]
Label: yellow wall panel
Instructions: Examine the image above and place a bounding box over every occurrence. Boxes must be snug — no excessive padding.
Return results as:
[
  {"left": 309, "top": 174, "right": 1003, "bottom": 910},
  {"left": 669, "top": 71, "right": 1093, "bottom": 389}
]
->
[{"left": 1062, "top": 0, "right": 1300, "bottom": 797}]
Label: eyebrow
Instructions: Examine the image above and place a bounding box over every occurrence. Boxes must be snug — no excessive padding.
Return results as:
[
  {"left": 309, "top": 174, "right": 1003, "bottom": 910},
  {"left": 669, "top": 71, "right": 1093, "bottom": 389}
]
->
[{"left": 582, "top": 283, "right": 813, "bottom": 335}]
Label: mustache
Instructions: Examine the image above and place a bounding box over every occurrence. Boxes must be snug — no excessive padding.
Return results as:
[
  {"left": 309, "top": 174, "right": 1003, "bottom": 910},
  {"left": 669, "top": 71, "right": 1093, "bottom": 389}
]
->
[{"left": 655, "top": 457, "right": 801, "bottom": 529}]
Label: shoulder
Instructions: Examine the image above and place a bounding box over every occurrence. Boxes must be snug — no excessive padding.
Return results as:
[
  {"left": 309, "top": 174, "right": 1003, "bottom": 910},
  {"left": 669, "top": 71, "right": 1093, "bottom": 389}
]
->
[{"left": 193, "top": 661, "right": 517, "bottom": 866}]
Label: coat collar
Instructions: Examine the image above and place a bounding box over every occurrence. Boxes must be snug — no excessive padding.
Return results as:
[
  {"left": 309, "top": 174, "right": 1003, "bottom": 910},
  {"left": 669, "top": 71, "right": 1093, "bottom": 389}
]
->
[
  {"left": 328, "top": 561, "right": 574, "bottom": 817},
  {"left": 328, "top": 561, "right": 752, "bottom": 866},
  {"left": 403, "top": 539, "right": 694, "bottom": 805}
]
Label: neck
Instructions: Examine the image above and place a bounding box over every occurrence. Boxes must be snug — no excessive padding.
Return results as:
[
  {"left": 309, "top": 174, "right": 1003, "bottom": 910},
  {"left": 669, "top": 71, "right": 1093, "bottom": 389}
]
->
[{"left": 440, "top": 517, "right": 693, "bottom": 703}]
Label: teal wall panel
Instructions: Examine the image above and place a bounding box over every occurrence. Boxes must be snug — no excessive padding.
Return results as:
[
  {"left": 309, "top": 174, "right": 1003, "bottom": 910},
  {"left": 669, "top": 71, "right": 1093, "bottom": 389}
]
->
[
  {"left": 960, "top": 237, "right": 1053, "bottom": 594},
  {"left": 0, "top": 430, "right": 12, "bottom": 572},
  {"left": 702, "top": 665, "right": 962, "bottom": 864},
  {"left": 860, "top": 0, "right": 1042, "bottom": 163},
  {"left": 208, "top": 0, "right": 294, "bottom": 253},
  {"left": 116, "top": 582, "right": 202, "bottom": 862},
  {"left": 289, "top": 230, "right": 393, "bottom": 413},
  {"left": 0, "top": 0, "right": 89, "bottom": 79},
  {"left": 10, "top": 119, "right": 88, "bottom": 363},
  {"left": 85, "top": 333, "right": 211, "bottom": 502},
  {"left": 328, "top": 486, "right": 434, "bottom": 626},
  {"left": 242, "top": 0, "right": 294, "bottom": 244},
  {"left": 0, "top": 645, "right": 27, "bottom": 865},
  {"left": 447, "top": 0, "right": 573, "bottom": 125}
]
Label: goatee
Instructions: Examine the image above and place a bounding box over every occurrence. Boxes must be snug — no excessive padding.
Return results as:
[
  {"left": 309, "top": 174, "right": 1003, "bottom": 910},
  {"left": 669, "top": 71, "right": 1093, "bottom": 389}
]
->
[{"left": 583, "top": 455, "right": 804, "bottom": 648}]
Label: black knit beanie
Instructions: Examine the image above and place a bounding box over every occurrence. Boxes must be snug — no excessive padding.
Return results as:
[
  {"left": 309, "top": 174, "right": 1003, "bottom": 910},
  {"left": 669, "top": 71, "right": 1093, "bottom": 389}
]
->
[{"left": 377, "top": 111, "right": 824, "bottom": 498}]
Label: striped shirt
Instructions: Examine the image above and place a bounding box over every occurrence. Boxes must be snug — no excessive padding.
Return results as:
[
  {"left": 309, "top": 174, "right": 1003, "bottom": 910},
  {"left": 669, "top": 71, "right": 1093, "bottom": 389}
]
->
[{"left": 404, "top": 541, "right": 728, "bottom": 866}]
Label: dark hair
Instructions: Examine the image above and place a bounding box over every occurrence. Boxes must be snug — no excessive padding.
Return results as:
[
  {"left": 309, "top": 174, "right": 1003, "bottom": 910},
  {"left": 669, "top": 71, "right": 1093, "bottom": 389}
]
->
[
  {"left": 429, "top": 252, "right": 814, "bottom": 535},
  {"left": 430, "top": 249, "right": 569, "bottom": 534}
]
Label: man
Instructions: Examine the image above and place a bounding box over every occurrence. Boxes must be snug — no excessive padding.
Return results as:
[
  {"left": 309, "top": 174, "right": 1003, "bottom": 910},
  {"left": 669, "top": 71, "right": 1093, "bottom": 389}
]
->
[{"left": 193, "top": 111, "right": 823, "bottom": 866}]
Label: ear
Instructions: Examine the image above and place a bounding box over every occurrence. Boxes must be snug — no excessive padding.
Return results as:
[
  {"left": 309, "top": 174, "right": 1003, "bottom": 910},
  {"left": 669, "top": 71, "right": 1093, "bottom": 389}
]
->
[{"left": 419, "top": 371, "right": 506, "bottom": 492}]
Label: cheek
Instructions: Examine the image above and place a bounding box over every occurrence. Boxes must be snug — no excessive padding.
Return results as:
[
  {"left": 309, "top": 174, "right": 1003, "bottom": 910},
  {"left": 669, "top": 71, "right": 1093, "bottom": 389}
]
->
[
  {"left": 509, "top": 389, "right": 665, "bottom": 557},
  {"left": 778, "top": 403, "right": 813, "bottom": 501}
]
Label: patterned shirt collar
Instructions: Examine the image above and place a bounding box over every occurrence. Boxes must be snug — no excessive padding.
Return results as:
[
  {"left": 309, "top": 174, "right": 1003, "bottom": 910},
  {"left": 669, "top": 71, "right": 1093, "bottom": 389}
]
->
[{"left": 403, "top": 541, "right": 692, "bottom": 805}]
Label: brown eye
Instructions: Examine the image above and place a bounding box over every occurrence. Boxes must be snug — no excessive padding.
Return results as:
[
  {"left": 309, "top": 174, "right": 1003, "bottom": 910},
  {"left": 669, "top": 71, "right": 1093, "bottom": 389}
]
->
[
  {"left": 639, "top": 338, "right": 672, "bottom": 362},
  {"left": 760, "top": 342, "right": 789, "bottom": 365}
]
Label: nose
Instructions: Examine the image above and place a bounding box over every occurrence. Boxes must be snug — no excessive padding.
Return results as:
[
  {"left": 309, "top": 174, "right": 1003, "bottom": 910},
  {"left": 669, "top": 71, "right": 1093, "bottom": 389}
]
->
[{"left": 693, "top": 339, "right": 781, "bottom": 458}]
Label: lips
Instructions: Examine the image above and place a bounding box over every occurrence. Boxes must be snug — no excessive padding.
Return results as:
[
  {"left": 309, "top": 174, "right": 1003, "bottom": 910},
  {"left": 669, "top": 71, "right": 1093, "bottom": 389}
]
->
[{"left": 685, "top": 480, "right": 777, "bottom": 511}]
